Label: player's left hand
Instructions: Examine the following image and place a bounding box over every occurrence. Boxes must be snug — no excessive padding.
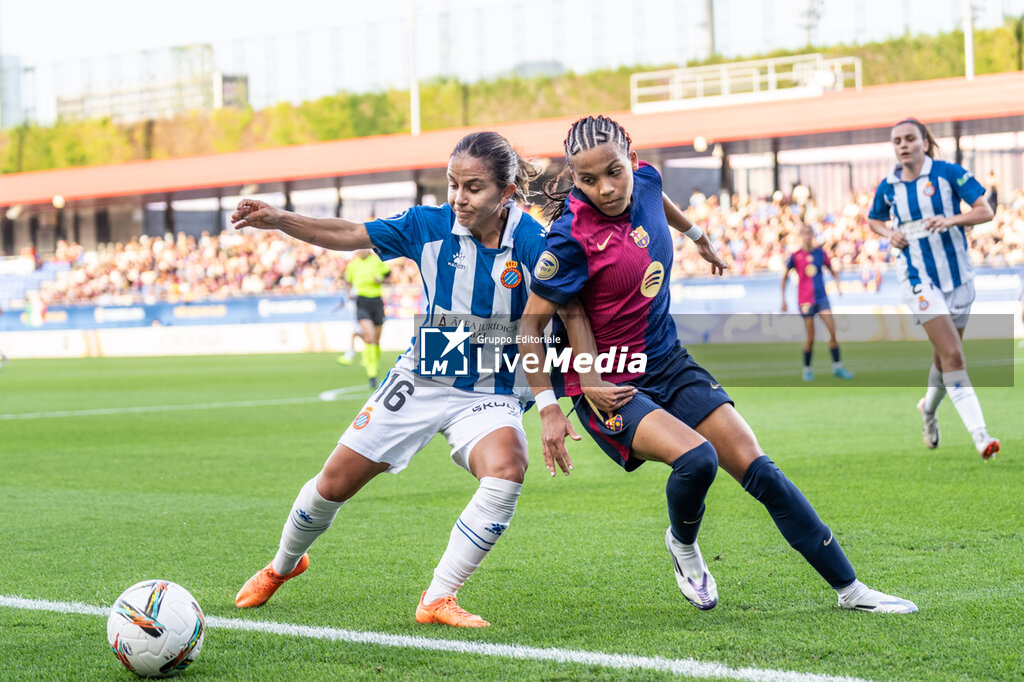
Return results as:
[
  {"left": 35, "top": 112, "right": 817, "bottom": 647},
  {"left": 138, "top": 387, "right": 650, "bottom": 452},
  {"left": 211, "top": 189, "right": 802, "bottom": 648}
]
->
[
  {"left": 538, "top": 405, "right": 580, "bottom": 476},
  {"left": 922, "top": 215, "right": 953, "bottom": 231},
  {"left": 694, "top": 234, "right": 727, "bottom": 275},
  {"left": 581, "top": 382, "right": 635, "bottom": 414}
]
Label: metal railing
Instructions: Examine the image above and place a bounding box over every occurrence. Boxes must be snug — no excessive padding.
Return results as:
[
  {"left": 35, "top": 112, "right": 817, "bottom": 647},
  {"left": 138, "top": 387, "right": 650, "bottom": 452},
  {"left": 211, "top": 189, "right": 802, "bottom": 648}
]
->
[{"left": 630, "top": 54, "right": 862, "bottom": 114}]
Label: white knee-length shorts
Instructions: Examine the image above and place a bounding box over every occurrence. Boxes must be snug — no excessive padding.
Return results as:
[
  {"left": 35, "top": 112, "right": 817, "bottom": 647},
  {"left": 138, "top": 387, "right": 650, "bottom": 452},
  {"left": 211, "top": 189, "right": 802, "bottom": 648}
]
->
[
  {"left": 900, "top": 278, "right": 975, "bottom": 329},
  {"left": 338, "top": 367, "right": 525, "bottom": 474}
]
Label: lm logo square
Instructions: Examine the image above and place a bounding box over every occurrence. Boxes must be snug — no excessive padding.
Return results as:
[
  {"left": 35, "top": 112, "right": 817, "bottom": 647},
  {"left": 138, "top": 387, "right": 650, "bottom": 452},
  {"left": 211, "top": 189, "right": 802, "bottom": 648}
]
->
[{"left": 418, "top": 321, "right": 471, "bottom": 376}]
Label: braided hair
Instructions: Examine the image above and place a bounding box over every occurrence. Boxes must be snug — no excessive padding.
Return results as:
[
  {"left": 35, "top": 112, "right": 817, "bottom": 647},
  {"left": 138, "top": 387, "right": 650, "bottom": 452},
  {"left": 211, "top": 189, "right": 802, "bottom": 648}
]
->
[
  {"left": 542, "top": 116, "right": 632, "bottom": 223},
  {"left": 450, "top": 132, "right": 540, "bottom": 204}
]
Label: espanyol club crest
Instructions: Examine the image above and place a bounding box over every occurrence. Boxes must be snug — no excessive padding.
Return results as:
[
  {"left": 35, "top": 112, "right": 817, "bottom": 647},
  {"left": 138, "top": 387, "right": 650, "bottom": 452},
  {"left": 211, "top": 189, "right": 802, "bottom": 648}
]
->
[
  {"left": 604, "top": 414, "right": 624, "bottom": 432},
  {"left": 630, "top": 225, "right": 650, "bottom": 248},
  {"left": 918, "top": 296, "right": 929, "bottom": 311},
  {"left": 353, "top": 407, "right": 373, "bottom": 429},
  {"left": 500, "top": 260, "right": 522, "bottom": 289},
  {"left": 923, "top": 181, "right": 935, "bottom": 197}
]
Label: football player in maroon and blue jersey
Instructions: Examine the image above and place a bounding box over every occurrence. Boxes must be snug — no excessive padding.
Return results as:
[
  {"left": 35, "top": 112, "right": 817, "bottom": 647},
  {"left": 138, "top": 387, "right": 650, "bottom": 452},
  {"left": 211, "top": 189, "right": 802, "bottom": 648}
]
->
[
  {"left": 781, "top": 222, "right": 854, "bottom": 381},
  {"left": 519, "top": 115, "right": 916, "bottom": 614}
]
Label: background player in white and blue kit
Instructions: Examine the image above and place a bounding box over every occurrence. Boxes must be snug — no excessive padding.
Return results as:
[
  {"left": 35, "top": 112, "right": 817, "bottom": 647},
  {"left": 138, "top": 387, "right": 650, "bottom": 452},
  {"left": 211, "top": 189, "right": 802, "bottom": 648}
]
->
[
  {"left": 230, "top": 132, "right": 556, "bottom": 627},
  {"left": 868, "top": 118, "right": 999, "bottom": 459}
]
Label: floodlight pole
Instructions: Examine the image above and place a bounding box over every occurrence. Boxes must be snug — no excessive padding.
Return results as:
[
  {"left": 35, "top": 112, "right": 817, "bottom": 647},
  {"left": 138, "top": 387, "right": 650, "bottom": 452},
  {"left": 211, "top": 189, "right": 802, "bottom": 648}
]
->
[
  {"left": 963, "top": 0, "right": 975, "bottom": 80},
  {"left": 409, "top": 0, "right": 421, "bottom": 135}
]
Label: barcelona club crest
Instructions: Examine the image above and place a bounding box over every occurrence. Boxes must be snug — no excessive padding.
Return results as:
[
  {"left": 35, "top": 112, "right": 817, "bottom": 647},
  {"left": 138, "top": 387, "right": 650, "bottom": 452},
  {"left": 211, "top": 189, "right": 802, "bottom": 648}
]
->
[
  {"left": 604, "top": 414, "right": 624, "bottom": 432},
  {"left": 501, "top": 260, "right": 522, "bottom": 289},
  {"left": 630, "top": 225, "right": 650, "bottom": 248}
]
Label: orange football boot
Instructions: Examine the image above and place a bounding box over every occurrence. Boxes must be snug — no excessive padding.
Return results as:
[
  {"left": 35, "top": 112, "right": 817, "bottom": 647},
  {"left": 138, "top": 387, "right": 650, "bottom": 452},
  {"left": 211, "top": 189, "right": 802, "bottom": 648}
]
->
[
  {"left": 235, "top": 554, "right": 310, "bottom": 608},
  {"left": 415, "top": 591, "right": 489, "bottom": 627}
]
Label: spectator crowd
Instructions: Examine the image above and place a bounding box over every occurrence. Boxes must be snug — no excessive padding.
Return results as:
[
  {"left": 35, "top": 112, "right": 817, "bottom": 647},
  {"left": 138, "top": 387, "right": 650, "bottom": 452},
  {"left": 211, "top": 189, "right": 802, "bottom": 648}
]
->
[{"left": 19, "top": 184, "right": 1024, "bottom": 310}]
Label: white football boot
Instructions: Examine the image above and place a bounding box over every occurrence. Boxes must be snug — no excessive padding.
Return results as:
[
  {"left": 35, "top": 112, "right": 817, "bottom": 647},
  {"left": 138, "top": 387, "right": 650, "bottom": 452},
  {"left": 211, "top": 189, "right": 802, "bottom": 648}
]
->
[
  {"left": 665, "top": 527, "right": 718, "bottom": 611},
  {"left": 917, "top": 398, "right": 939, "bottom": 449},
  {"left": 837, "top": 580, "right": 918, "bottom": 614}
]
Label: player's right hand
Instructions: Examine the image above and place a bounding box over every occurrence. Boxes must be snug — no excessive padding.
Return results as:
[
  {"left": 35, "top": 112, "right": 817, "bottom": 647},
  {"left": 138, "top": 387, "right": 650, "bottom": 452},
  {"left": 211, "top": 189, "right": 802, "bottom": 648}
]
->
[
  {"left": 888, "top": 228, "right": 908, "bottom": 249},
  {"left": 539, "top": 405, "right": 580, "bottom": 477},
  {"left": 231, "top": 199, "right": 282, "bottom": 231},
  {"left": 781, "top": 301, "right": 788, "bottom": 313}
]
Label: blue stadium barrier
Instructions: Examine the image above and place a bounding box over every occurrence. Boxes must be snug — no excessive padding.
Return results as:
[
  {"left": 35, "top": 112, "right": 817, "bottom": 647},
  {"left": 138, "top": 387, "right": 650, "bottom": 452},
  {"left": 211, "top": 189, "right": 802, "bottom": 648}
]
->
[{"left": 1, "top": 268, "right": 1019, "bottom": 333}]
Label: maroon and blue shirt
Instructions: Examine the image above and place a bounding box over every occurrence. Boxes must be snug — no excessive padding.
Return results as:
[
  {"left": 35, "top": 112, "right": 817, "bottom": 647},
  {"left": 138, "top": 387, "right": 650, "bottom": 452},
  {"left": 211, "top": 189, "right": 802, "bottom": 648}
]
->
[
  {"left": 530, "top": 162, "right": 677, "bottom": 395},
  {"left": 786, "top": 247, "right": 829, "bottom": 306}
]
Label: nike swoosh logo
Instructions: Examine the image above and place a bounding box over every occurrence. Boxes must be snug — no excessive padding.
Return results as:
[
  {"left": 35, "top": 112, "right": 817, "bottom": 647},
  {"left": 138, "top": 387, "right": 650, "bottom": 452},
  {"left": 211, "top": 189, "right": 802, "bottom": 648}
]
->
[
  {"left": 597, "top": 233, "right": 613, "bottom": 250},
  {"left": 710, "top": 382, "right": 720, "bottom": 389},
  {"left": 824, "top": 531, "right": 834, "bottom": 546}
]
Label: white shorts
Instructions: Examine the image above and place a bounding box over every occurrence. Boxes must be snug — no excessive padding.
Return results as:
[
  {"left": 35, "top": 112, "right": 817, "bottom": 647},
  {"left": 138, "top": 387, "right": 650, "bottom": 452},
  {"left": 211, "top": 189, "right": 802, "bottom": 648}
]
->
[
  {"left": 338, "top": 367, "right": 525, "bottom": 474},
  {"left": 900, "top": 278, "right": 975, "bottom": 329}
]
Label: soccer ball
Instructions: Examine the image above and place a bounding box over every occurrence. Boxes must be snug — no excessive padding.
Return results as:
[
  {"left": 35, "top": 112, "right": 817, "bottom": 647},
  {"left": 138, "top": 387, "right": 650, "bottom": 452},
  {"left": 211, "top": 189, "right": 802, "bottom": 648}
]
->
[{"left": 107, "top": 580, "right": 205, "bottom": 678}]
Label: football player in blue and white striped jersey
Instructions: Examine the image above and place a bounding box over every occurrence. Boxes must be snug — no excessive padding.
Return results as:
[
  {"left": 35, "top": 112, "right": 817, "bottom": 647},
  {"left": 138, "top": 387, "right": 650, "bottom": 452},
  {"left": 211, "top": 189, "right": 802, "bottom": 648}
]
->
[
  {"left": 868, "top": 118, "right": 998, "bottom": 459},
  {"left": 230, "top": 132, "right": 614, "bottom": 627}
]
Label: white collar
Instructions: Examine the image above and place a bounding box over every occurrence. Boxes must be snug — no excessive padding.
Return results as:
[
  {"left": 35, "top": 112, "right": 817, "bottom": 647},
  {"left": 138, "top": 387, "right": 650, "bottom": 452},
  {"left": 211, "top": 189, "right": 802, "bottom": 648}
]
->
[{"left": 888, "top": 155, "right": 933, "bottom": 184}]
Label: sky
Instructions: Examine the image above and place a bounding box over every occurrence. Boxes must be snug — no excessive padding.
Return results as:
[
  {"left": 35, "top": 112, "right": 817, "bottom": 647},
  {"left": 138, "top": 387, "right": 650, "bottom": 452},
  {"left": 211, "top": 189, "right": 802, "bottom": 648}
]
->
[
  {"left": 2, "top": 0, "right": 1024, "bottom": 123},
  {"left": 0, "top": 1, "right": 405, "bottom": 63},
  {"left": 3, "top": 0, "right": 1022, "bottom": 64}
]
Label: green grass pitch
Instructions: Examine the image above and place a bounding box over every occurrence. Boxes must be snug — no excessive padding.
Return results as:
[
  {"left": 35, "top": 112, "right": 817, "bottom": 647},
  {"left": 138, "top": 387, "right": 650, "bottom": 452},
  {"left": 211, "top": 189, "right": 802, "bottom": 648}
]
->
[{"left": 0, "top": 342, "right": 1020, "bottom": 681}]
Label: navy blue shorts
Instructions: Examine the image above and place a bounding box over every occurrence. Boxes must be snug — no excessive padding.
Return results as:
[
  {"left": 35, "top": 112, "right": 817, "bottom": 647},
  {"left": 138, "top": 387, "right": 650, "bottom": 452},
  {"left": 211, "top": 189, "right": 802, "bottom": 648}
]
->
[
  {"left": 572, "top": 344, "right": 733, "bottom": 472},
  {"left": 799, "top": 299, "right": 831, "bottom": 318},
  {"left": 355, "top": 296, "right": 386, "bottom": 326}
]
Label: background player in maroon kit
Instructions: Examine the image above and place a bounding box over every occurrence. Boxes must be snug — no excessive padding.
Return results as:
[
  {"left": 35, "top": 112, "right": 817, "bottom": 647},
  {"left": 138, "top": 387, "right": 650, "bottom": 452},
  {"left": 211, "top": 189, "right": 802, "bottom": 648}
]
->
[{"left": 781, "top": 222, "right": 854, "bottom": 381}]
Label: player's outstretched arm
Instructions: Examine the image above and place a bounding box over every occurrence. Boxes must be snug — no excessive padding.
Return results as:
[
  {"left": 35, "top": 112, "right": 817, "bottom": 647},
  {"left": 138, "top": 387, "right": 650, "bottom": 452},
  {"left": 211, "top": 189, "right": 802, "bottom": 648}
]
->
[
  {"left": 662, "top": 193, "right": 726, "bottom": 275},
  {"left": 519, "top": 294, "right": 580, "bottom": 477},
  {"left": 231, "top": 199, "right": 374, "bottom": 252}
]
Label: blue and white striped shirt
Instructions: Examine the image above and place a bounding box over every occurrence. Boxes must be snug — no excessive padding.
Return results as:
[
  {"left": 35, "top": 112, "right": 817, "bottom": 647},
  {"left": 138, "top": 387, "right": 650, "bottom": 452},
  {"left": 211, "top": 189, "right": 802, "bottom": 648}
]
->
[
  {"left": 869, "top": 156, "right": 985, "bottom": 292},
  {"left": 366, "top": 204, "right": 546, "bottom": 399}
]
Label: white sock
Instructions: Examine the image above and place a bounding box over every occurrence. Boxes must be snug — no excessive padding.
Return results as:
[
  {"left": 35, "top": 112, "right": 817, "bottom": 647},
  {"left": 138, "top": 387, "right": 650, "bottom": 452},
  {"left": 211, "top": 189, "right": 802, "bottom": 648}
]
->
[
  {"left": 835, "top": 579, "right": 866, "bottom": 600},
  {"left": 667, "top": 531, "right": 707, "bottom": 579},
  {"left": 272, "top": 476, "right": 344, "bottom": 576},
  {"left": 942, "top": 369, "right": 987, "bottom": 437},
  {"left": 423, "top": 476, "right": 521, "bottom": 604},
  {"left": 922, "top": 363, "right": 946, "bottom": 415}
]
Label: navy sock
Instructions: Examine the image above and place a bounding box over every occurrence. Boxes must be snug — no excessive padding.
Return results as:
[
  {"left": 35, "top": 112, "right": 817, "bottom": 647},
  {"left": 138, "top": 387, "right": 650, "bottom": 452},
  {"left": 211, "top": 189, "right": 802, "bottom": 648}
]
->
[
  {"left": 666, "top": 441, "right": 718, "bottom": 544},
  {"left": 802, "top": 349, "right": 812, "bottom": 368},
  {"left": 830, "top": 346, "right": 841, "bottom": 363},
  {"left": 741, "top": 455, "right": 855, "bottom": 588}
]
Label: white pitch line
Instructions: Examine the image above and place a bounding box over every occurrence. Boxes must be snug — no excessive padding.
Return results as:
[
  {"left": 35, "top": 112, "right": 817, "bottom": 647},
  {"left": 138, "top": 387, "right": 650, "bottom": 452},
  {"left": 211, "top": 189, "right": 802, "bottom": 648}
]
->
[
  {"left": 0, "top": 386, "right": 368, "bottom": 420},
  {"left": 0, "top": 595, "right": 872, "bottom": 682}
]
